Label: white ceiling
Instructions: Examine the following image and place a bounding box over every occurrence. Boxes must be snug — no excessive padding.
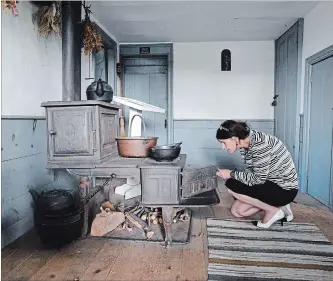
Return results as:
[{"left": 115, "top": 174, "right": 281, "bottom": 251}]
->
[{"left": 88, "top": 1, "right": 318, "bottom": 43}]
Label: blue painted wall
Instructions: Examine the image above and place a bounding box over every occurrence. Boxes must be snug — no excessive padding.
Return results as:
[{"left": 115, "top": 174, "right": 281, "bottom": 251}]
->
[
  {"left": 173, "top": 119, "right": 275, "bottom": 169},
  {"left": 1, "top": 118, "right": 78, "bottom": 248},
  {"left": 0, "top": 117, "right": 274, "bottom": 246}
]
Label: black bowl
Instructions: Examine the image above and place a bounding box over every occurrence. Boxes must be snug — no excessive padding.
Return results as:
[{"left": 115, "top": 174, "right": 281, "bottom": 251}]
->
[{"left": 149, "top": 146, "right": 181, "bottom": 162}]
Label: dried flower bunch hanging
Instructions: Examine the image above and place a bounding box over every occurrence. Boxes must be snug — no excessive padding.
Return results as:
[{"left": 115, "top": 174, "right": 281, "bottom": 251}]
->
[
  {"left": 83, "top": 21, "right": 103, "bottom": 55},
  {"left": 2, "top": 0, "right": 18, "bottom": 16},
  {"left": 82, "top": 4, "right": 102, "bottom": 55},
  {"left": 32, "top": 1, "right": 61, "bottom": 38}
]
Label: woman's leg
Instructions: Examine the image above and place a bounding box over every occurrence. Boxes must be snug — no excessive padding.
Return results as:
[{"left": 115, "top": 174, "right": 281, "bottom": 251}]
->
[
  {"left": 227, "top": 189, "right": 280, "bottom": 223},
  {"left": 230, "top": 200, "right": 261, "bottom": 218}
]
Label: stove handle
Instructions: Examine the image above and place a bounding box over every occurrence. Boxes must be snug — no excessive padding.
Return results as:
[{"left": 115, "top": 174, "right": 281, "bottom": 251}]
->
[{"left": 92, "top": 129, "right": 97, "bottom": 152}]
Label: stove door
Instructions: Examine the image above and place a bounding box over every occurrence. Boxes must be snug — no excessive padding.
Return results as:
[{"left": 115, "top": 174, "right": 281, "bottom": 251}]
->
[
  {"left": 49, "top": 107, "right": 95, "bottom": 157},
  {"left": 180, "top": 166, "right": 218, "bottom": 199}
]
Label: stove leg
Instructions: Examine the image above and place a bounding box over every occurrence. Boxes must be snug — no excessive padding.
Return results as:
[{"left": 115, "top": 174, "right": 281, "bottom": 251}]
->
[
  {"left": 162, "top": 207, "right": 174, "bottom": 248},
  {"left": 81, "top": 203, "right": 89, "bottom": 237},
  {"left": 78, "top": 177, "right": 90, "bottom": 237}
]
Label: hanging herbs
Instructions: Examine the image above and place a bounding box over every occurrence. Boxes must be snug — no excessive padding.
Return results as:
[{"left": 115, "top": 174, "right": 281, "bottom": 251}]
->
[
  {"left": 2, "top": 0, "right": 18, "bottom": 16},
  {"left": 82, "top": 3, "right": 102, "bottom": 56},
  {"left": 32, "top": 1, "right": 61, "bottom": 38}
]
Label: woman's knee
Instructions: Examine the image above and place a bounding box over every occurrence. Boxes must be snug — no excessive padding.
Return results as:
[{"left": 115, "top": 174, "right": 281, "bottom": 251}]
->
[
  {"left": 231, "top": 208, "right": 243, "bottom": 218},
  {"left": 230, "top": 201, "right": 243, "bottom": 217}
]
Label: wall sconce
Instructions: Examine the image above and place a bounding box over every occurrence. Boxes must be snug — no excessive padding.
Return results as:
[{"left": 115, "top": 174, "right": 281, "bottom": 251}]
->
[{"left": 221, "top": 49, "right": 231, "bottom": 71}]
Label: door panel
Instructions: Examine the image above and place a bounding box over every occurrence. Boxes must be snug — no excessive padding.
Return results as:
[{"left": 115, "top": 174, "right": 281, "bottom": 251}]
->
[
  {"left": 307, "top": 55, "right": 333, "bottom": 206},
  {"left": 275, "top": 40, "right": 287, "bottom": 142},
  {"left": 274, "top": 22, "right": 299, "bottom": 162},
  {"left": 123, "top": 57, "right": 168, "bottom": 145},
  {"left": 285, "top": 32, "right": 298, "bottom": 156},
  {"left": 49, "top": 107, "right": 94, "bottom": 156}
]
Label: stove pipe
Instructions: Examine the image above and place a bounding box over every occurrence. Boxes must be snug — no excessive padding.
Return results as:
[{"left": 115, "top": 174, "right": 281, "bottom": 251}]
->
[{"left": 62, "top": 1, "right": 81, "bottom": 101}]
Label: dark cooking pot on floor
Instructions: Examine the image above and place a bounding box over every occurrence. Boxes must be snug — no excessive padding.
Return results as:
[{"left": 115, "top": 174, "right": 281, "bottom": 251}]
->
[
  {"left": 35, "top": 207, "right": 84, "bottom": 247},
  {"left": 29, "top": 189, "right": 75, "bottom": 216},
  {"left": 149, "top": 142, "right": 182, "bottom": 162},
  {"left": 29, "top": 189, "right": 82, "bottom": 247}
]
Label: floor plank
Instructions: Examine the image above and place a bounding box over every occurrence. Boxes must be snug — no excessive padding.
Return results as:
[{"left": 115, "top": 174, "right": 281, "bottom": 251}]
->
[
  {"left": 2, "top": 249, "right": 57, "bottom": 281},
  {"left": 29, "top": 238, "right": 106, "bottom": 281},
  {"left": 81, "top": 242, "right": 123, "bottom": 281},
  {"left": 2, "top": 181, "right": 333, "bottom": 281},
  {"left": 1, "top": 247, "right": 18, "bottom": 260},
  {"left": 1, "top": 248, "right": 35, "bottom": 279}
]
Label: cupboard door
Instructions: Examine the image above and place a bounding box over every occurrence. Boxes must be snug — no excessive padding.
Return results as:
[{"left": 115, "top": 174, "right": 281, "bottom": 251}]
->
[
  {"left": 48, "top": 107, "right": 95, "bottom": 157},
  {"left": 141, "top": 168, "right": 180, "bottom": 205}
]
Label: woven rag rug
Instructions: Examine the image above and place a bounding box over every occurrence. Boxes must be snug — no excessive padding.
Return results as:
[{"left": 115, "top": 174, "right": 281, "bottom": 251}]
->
[{"left": 207, "top": 218, "right": 333, "bottom": 281}]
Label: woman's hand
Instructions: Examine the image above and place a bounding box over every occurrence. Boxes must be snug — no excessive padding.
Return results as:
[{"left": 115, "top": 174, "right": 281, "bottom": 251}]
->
[{"left": 216, "top": 169, "right": 232, "bottom": 180}]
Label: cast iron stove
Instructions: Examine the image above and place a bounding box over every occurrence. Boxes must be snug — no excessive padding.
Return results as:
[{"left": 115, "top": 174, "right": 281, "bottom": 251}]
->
[{"left": 41, "top": 101, "right": 220, "bottom": 247}]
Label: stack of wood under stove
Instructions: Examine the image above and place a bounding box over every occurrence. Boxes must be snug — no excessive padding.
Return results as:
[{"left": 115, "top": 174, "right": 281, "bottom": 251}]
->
[
  {"left": 126, "top": 205, "right": 190, "bottom": 226},
  {"left": 90, "top": 200, "right": 189, "bottom": 240}
]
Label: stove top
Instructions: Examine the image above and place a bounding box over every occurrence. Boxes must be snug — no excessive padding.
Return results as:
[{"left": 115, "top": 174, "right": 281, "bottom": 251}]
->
[
  {"left": 141, "top": 155, "right": 185, "bottom": 169},
  {"left": 93, "top": 154, "right": 186, "bottom": 169}
]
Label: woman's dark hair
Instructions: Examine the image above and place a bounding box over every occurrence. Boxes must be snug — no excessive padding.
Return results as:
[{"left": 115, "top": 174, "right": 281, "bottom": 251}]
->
[{"left": 216, "top": 120, "right": 250, "bottom": 140}]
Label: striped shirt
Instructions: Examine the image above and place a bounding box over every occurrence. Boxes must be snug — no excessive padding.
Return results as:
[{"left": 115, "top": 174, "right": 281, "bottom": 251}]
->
[{"left": 231, "top": 130, "right": 299, "bottom": 190}]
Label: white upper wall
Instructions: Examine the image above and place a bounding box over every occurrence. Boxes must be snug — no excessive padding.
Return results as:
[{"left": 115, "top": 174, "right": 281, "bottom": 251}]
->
[
  {"left": 302, "top": 2, "right": 333, "bottom": 62},
  {"left": 81, "top": 53, "right": 92, "bottom": 100},
  {"left": 6, "top": 2, "right": 328, "bottom": 119},
  {"left": 173, "top": 41, "right": 275, "bottom": 120},
  {"left": 1, "top": 1, "right": 62, "bottom": 116},
  {"left": 300, "top": 1, "right": 333, "bottom": 113},
  {"left": 1, "top": 2, "right": 119, "bottom": 116}
]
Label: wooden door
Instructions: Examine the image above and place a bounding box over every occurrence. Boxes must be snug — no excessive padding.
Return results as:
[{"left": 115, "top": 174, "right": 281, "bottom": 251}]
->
[
  {"left": 307, "top": 55, "right": 333, "bottom": 207},
  {"left": 274, "top": 21, "right": 301, "bottom": 162}
]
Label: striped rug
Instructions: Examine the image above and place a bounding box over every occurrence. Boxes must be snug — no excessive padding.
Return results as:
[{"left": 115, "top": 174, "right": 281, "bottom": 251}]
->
[{"left": 207, "top": 218, "right": 333, "bottom": 281}]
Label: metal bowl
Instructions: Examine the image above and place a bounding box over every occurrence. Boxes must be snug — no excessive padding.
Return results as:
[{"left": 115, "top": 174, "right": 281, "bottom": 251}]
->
[
  {"left": 116, "top": 137, "right": 158, "bottom": 158},
  {"left": 153, "top": 142, "right": 183, "bottom": 150},
  {"left": 148, "top": 143, "right": 182, "bottom": 162}
]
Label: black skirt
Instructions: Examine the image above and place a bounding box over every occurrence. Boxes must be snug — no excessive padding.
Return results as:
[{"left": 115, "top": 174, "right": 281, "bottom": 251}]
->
[{"left": 225, "top": 178, "right": 298, "bottom": 207}]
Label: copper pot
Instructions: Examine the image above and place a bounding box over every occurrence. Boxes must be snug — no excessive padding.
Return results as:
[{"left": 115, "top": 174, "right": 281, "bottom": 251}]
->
[{"left": 116, "top": 115, "right": 158, "bottom": 158}]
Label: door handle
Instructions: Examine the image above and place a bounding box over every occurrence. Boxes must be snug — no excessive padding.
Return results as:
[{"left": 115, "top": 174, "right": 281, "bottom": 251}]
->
[
  {"left": 165, "top": 119, "right": 167, "bottom": 129},
  {"left": 271, "top": 100, "right": 277, "bottom": 107}
]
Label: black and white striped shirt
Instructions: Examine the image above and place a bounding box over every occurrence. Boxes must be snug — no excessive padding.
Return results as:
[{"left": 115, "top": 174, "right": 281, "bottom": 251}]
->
[{"left": 231, "top": 130, "right": 299, "bottom": 190}]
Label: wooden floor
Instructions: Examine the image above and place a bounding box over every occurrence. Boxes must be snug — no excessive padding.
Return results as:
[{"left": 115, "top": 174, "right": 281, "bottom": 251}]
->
[{"left": 2, "top": 181, "right": 333, "bottom": 281}]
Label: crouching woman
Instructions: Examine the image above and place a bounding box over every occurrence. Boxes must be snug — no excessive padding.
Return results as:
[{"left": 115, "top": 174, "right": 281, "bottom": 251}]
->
[{"left": 215, "top": 120, "right": 298, "bottom": 228}]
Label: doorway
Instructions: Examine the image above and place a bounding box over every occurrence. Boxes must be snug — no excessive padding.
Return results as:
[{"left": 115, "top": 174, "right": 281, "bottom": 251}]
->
[
  {"left": 119, "top": 44, "right": 173, "bottom": 145},
  {"left": 123, "top": 56, "right": 168, "bottom": 144},
  {"left": 302, "top": 45, "right": 333, "bottom": 210}
]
